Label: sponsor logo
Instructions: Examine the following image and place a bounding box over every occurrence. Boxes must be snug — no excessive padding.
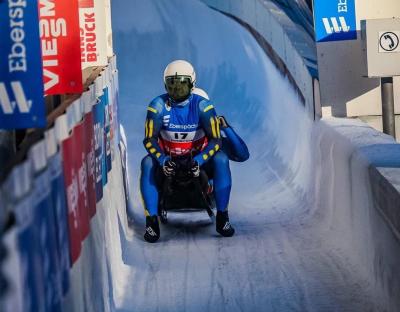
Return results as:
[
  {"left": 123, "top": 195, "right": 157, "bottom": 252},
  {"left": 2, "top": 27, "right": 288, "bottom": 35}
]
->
[
  {"left": 78, "top": 153, "right": 88, "bottom": 208},
  {"left": 8, "top": 0, "right": 28, "bottom": 74},
  {"left": 39, "top": 0, "right": 67, "bottom": 91},
  {"left": 0, "top": 82, "right": 32, "bottom": 114},
  {"left": 1, "top": 0, "right": 33, "bottom": 115},
  {"left": 94, "top": 121, "right": 103, "bottom": 183},
  {"left": 169, "top": 123, "right": 197, "bottom": 130},
  {"left": 146, "top": 227, "right": 157, "bottom": 237},
  {"left": 322, "top": 17, "right": 350, "bottom": 35},
  {"left": 314, "top": 0, "right": 356, "bottom": 42},
  {"left": 163, "top": 115, "right": 170, "bottom": 126},
  {"left": 223, "top": 222, "right": 232, "bottom": 231},
  {"left": 80, "top": 12, "right": 97, "bottom": 63},
  {"left": 66, "top": 170, "right": 79, "bottom": 228}
]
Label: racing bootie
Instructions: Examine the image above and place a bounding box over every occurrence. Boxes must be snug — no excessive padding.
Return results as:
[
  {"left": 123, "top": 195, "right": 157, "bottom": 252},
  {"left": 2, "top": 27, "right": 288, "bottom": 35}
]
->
[
  {"left": 216, "top": 211, "right": 235, "bottom": 237},
  {"left": 144, "top": 216, "right": 160, "bottom": 243}
]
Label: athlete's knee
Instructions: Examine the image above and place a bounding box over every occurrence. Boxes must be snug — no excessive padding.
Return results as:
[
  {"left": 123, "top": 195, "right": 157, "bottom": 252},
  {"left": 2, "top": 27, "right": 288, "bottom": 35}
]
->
[{"left": 141, "top": 155, "right": 156, "bottom": 171}]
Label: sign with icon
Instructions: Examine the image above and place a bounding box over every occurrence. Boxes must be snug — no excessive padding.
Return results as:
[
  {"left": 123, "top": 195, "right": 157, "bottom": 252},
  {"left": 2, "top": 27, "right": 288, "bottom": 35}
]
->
[
  {"left": 379, "top": 31, "right": 400, "bottom": 53},
  {"left": 361, "top": 18, "right": 400, "bottom": 78}
]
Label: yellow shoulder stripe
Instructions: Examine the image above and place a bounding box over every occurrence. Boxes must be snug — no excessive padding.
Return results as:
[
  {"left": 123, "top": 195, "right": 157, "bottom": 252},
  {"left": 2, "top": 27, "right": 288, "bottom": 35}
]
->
[
  {"left": 147, "top": 107, "right": 158, "bottom": 114},
  {"left": 203, "top": 105, "right": 214, "bottom": 113},
  {"left": 148, "top": 119, "right": 154, "bottom": 137},
  {"left": 216, "top": 116, "right": 221, "bottom": 138},
  {"left": 210, "top": 117, "right": 217, "bottom": 138}
]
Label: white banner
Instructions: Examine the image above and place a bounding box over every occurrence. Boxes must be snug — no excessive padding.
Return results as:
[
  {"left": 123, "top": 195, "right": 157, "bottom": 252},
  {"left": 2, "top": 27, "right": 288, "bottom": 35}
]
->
[
  {"left": 104, "top": 0, "right": 114, "bottom": 57},
  {"left": 79, "top": 0, "right": 108, "bottom": 69}
]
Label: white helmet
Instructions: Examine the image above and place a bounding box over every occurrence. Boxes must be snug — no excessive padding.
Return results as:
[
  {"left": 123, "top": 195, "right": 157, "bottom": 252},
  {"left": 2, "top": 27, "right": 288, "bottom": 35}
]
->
[
  {"left": 163, "top": 60, "right": 196, "bottom": 85},
  {"left": 163, "top": 60, "right": 196, "bottom": 102}
]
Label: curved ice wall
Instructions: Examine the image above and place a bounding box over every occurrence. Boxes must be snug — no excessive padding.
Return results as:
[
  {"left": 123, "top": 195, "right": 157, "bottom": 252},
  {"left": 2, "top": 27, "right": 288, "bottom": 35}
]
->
[
  {"left": 112, "top": 0, "right": 313, "bottom": 222},
  {"left": 107, "top": 0, "right": 400, "bottom": 310}
]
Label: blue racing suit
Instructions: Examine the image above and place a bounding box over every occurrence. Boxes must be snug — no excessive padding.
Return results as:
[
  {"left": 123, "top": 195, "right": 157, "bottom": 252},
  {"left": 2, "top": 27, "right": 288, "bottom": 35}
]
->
[
  {"left": 221, "top": 125, "right": 249, "bottom": 163},
  {"left": 140, "top": 93, "right": 231, "bottom": 216}
]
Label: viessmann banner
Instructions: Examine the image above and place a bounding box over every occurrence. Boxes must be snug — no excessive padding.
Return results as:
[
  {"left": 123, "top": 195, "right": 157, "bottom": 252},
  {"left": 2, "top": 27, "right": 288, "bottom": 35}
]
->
[
  {"left": 313, "top": 0, "right": 357, "bottom": 42},
  {"left": 79, "top": 0, "right": 108, "bottom": 69},
  {"left": 39, "top": 0, "right": 83, "bottom": 95},
  {"left": 0, "top": 0, "right": 46, "bottom": 129}
]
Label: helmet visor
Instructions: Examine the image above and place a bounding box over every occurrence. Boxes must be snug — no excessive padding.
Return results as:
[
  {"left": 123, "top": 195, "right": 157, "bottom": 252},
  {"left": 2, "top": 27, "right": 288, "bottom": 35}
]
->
[{"left": 165, "top": 76, "right": 192, "bottom": 102}]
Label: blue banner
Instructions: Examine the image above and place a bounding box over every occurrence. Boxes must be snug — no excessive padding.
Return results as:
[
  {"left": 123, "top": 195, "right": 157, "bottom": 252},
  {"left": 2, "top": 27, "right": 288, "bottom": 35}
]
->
[
  {"left": 93, "top": 100, "right": 104, "bottom": 201},
  {"left": 313, "top": 0, "right": 357, "bottom": 42},
  {"left": 33, "top": 170, "right": 61, "bottom": 311},
  {"left": 99, "top": 93, "right": 108, "bottom": 186},
  {"left": 104, "top": 87, "right": 112, "bottom": 173},
  {"left": 49, "top": 153, "right": 71, "bottom": 296},
  {"left": 15, "top": 194, "right": 46, "bottom": 311},
  {"left": 0, "top": 0, "right": 45, "bottom": 129}
]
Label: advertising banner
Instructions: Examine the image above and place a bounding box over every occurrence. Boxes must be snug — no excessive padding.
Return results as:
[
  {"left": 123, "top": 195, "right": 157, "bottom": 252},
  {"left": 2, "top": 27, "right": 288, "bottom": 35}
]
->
[
  {"left": 33, "top": 170, "right": 62, "bottom": 311},
  {"left": 0, "top": 0, "right": 46, "bottom": 129},
  {"left": 112, "top": 69, "right": 120, "bottom": 145},
  {"left": 313, "top": 0, "right": 357, "bottom": 42},
  {"left": 15, "top": 193, "right": 46, "bottom": 311},
  {"left": 93, "top": 100, "right": 104, "bottom": 201},
  {"left": 108, "top": 85, "right": 115, "bottom": 163},
  {"left": 104, "top": 86, "right": 112, "bottom": 173},
  {"left": 100, "top": 93, "right": 108, "bottom": 186},
  {"left": 84, "top": 111, "right": 97, "bottom": 218},
  {"left": 39, "top": 0, "right": 83, "bottom": 95},
  {"left": 62, "top": 134, "right": 82, "bottom": 264},
  {"left": 49, "top": 152, "right": 71, "bottom": 294},
  {"left": 104, "top": 0, "right": 114, "bottom": 57},
  {"left": 73, "top": 122, "right": 90, "bottom": 240},
  {"left": 79, "top": 0, "right": 108, "bottom": 69},
  {"left": 1, "top": 227, "right": 24, "bottom": 312}
]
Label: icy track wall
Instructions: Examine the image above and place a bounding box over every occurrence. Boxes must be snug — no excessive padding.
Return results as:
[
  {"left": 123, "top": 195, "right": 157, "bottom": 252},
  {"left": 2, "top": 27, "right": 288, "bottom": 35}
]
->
[
  {"left": 164, "top": 0, "right": 400, "bottom": 307},
  {"left": 198, "top": 0, "right": 400, "bottom": 306},
  {"left": 200, "top": 0, "right": 318, "bottom": 119},
  {"left": 1, "top": 58, "right": 132, "bottom": 311}
]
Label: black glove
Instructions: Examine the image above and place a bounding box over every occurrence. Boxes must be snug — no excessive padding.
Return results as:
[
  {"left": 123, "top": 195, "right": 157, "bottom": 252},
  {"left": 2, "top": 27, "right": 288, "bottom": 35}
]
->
[
  {"left": 190, "top": 160, "right": 200, "bottom": 178},
  {"left": 162, "top": 159, "right": 176, "bottom": 177}
]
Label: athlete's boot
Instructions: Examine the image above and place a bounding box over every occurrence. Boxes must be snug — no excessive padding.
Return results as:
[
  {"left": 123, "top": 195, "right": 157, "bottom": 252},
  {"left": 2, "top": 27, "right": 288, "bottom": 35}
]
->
[
  {"left": 144, "top": 216, "right": 160, "bottom": 243},
  {"left": 216, "top": 211, "right": 235, "bottom": 237}
]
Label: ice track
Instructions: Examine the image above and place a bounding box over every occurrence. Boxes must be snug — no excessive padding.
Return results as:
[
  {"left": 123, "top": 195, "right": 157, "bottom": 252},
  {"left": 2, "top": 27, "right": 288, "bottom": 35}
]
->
[{"left": 110, "top": 0, "right": 397, "bottom": 311}]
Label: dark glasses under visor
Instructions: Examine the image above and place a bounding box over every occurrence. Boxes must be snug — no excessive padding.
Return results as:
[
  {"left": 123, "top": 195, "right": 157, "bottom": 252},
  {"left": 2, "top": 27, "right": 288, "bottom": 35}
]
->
[{"left": 165, "top": 76, "right": 192, "bottom": 102}]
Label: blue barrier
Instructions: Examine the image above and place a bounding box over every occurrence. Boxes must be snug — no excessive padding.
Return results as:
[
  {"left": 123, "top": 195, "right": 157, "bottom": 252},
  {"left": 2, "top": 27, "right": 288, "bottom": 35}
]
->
[
  {"left": 94, "top": 99, "right": 105, "bottom": 201},
  {"left": 32, "top": 165, "right": 61, "bottom": 311},
  {"left": 49, "top": 152, "right": 71, "bottom": 295},
  {"left": 15, "top": 187, "right": 46, "bottom": 311},
  {"left": 0, "top": 58, "right": 122, "bottom": 311}
]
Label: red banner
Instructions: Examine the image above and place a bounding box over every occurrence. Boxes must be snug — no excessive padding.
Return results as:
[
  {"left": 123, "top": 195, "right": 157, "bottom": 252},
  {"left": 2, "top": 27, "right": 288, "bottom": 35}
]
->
[
  {"left": 84, "top": 112, "right": 97, "bottom": 218},
  {"left": 79, "top": 0, "right": 94, "bottom": 8},
  {"left": 74, "top": 122, "right": 90, "bottom": 240},
  {"left": 39, "top": 0, "right": 83, "bottom": 95},
  {"left": 61, "top": 135, "right": 81, "bottom": 264}
]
